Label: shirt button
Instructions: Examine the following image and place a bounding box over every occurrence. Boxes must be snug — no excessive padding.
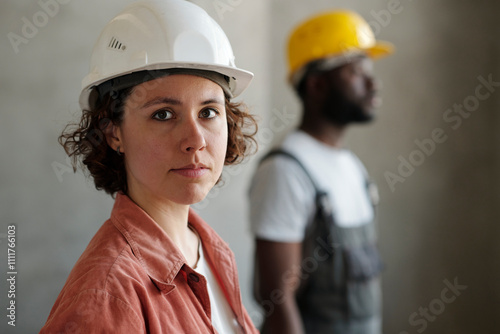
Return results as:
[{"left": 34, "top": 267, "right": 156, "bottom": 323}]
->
[{"left": 188, "top": 273, "right": 200, "bottom": 282}]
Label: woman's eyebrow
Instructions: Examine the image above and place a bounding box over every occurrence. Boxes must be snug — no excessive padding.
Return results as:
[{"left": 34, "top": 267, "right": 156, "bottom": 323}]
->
[
  {"left": 141, "top": 97, "right": 225, "bottom": 109},
  {"left": 201, "top": 98, "right": 225, "bottom": 106},
  {"left": 140, "top": 97, "right": 181, "bottom": 109}
]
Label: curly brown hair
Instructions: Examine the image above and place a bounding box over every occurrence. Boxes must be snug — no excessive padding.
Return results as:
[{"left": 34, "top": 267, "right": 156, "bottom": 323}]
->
[{"left": 59, "top": 86, "right": 258, "bottom": 196}]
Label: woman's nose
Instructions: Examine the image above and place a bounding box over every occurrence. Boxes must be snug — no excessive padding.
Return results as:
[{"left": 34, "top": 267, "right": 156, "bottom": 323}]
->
[{"left": 181, "top": 118, "right": 206, "bottom": 153}]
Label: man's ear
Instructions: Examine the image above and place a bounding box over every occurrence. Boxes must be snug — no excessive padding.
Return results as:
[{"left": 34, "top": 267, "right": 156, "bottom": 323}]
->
[
  {"left": 103, "top": 120, "right": 122, "bottom": 152},
  {"left": 304, "top": 73, "right": 327, "bottom": 99}
]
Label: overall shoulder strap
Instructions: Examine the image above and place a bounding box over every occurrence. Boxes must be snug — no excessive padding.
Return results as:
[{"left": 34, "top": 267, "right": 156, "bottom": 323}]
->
[
  {"left": 260, "top": 149, "right": 321, "bottom": 194},
  {"left": 260, "top": 149, "right": 336, "bottom": 223}
]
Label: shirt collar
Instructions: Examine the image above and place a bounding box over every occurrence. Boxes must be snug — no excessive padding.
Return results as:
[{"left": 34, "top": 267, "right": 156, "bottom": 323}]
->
[{"left": 109, "top": 193, "right": 183, "bottom": 291}]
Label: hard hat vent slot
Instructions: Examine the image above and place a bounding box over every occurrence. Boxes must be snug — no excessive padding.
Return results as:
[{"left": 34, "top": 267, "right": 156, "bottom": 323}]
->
[{"left": 108, "top": 37, "right": 126, "bottom": 51}]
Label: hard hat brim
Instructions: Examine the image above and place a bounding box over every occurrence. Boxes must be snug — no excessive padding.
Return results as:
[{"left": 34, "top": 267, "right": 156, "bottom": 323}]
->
[
  {"left": 365, "top": 40, "right": 395, "bottom": 59},
  {"left": 289, "top": 40, "right": 395, "bottom": 87},
  {"left": 79, "top": 62, "right": 253, "bottom": 110}
]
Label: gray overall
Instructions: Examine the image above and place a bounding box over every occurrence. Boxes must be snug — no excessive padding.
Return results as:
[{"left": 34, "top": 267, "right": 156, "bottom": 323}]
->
[{"left": 264, "top": 150, "right": 383, "bottom": 334}]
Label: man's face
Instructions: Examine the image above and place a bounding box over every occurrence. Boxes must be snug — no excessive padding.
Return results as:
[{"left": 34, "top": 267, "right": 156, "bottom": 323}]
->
[{"left": 321, "top": 57, "right": 378, "bottom": 125}]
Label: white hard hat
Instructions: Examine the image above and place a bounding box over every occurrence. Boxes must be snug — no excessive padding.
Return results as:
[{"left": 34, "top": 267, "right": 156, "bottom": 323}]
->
[{"left": 79, "top": 0, "right": 253, "bottom": 110}]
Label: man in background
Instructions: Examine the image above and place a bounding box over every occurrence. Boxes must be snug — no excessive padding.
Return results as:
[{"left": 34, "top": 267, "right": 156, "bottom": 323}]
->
[{"left": 250, "top": 10, "right": 394, "bottom": 334}]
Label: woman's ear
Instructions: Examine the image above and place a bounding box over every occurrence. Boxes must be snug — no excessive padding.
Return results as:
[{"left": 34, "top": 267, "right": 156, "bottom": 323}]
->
[{"left": 103, "top": 120, "right": 122, "bottom": 153}]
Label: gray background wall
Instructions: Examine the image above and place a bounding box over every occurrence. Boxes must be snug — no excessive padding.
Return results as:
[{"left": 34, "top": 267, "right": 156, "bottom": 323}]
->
[{"left": 0, "top": 0, "right": 498, "bottom": 333}]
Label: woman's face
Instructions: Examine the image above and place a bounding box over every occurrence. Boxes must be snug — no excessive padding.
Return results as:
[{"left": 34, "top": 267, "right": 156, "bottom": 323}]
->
[{"left": 111, "top": 74, "right": 228, "bottom": 205}]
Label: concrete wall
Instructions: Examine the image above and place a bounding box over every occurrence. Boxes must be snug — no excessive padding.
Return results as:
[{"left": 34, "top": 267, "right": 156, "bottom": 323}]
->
[{"left": 0, "top": 0, "right": 498, "bottom": 333}]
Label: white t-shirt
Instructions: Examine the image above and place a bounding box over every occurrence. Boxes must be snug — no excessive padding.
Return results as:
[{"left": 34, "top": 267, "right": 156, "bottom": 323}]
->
[
  {"left": 194, "top": 242, "right": 239, "bottom": 334},
  {"left": 249, "top": 130, "right": 374, "bottom": 243}
]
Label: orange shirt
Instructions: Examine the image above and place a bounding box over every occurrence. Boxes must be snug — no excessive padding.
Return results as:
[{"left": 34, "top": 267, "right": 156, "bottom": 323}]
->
[{"left": 40, "top": 193, "right": 259, "bottom": 334}]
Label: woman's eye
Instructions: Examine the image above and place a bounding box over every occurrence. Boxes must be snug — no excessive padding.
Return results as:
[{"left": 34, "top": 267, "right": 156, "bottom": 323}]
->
[
  {"left": 152, "top": 110, "right": 173, "bottom": 121},
  {"left": 199, "top": 108, "right": 219, "bottom": 119}
]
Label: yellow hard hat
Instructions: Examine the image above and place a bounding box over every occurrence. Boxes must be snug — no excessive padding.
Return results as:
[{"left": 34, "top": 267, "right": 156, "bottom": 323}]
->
[{"left": 287, "top": 10, "right": 394, "bottom": 86}]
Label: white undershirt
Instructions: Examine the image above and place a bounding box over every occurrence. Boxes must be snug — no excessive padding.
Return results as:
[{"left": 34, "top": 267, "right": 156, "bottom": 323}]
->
[{"left": 194, "top": 241, "right": 239, "bottom": 334}]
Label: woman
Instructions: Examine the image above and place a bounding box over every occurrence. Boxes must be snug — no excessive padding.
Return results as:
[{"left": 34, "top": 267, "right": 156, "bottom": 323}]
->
[{"left": 40, "top": 1, "right": 258, "bottom": 333}]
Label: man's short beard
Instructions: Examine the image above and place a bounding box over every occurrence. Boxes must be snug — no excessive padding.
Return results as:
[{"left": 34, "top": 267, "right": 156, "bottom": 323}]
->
[{"left": 322, "top": 88, "right": 373, "bottom": 126}]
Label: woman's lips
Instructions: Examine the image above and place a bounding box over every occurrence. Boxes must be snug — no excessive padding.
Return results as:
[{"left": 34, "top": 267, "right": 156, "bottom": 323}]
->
[{"left": 171, "top": 166, "right": 209, "bottom": 178}]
